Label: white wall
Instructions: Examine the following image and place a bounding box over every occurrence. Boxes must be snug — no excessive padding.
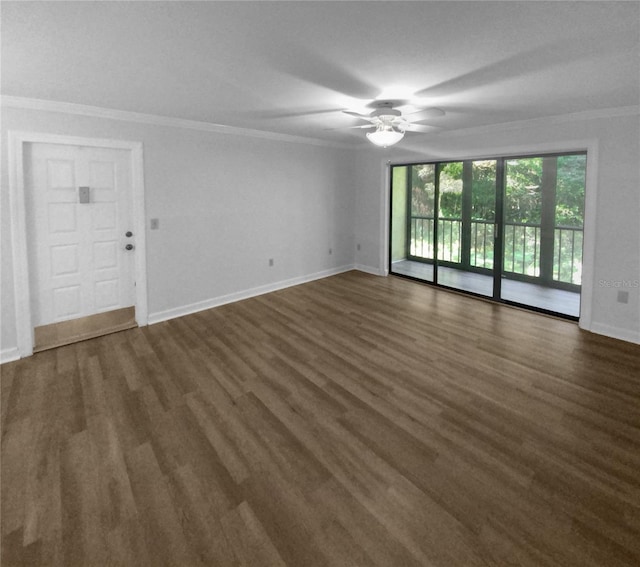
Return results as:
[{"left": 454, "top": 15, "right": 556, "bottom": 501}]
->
[
  {"left": 1, "top": 105, "right": 356, "bottom": 360},
  {"left": 2, "top": 105, "right": 638, "bottom": 360},
  {"left": 353, "top": 111, "right": 640, "bottom": 344}
]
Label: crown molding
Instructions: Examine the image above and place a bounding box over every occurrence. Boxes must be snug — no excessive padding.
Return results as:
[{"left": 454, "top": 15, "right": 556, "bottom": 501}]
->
[
  {"left": 4, "top": 95, "right": 636, "bottom": 151},
  {"left": 0, "top": 95, "right": 353, "bottom": 149},
  {"left": 435, "top": 105, "right": 640, "bottom": 139},
  {"left": 354, "top": 104, "right": 640, "bottom": 149}
]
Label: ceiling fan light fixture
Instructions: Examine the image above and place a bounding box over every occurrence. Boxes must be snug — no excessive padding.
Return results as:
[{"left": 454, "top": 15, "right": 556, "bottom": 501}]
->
[{"left": 366, "top": 128, "right": 404, "bottom": 148}]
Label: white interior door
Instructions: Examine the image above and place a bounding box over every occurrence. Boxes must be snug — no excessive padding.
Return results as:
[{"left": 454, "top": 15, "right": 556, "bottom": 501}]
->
[{"left": 25, "top": 142, "right": 136, "bottom": 327}]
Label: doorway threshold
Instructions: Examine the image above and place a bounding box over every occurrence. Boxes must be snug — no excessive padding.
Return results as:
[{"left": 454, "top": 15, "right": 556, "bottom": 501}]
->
[{"left": 33, "top": 306, "right": 137, "bottom": 352}]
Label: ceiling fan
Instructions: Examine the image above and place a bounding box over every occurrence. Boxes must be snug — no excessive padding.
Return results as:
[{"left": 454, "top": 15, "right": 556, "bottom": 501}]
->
[{"left": 342, "top": 100, "right": 445, "bottom": 147}]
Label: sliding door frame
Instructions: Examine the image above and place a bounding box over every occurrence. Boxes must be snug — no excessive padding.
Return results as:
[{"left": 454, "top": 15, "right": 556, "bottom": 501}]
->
[{"left": 387, "top": 142, "right": 597, "bottom": 323}]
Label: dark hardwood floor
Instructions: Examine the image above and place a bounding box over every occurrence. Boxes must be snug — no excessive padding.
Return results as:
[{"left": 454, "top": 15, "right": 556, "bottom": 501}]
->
[{"left": 2, "top": 271, "right": 640, "bottom": 566}]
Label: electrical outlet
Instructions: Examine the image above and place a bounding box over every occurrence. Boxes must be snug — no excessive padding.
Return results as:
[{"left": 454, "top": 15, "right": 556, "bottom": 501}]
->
[
  {"left": 150, "top": 218, "right": 159, "bottom": 230},
  {"left": 617, "top": 290, "right": 629, "bottom": 304},
  {"left": 329, "top": 248, "right": 332, "bottom": 255},
  {"left": 269, "top": 258, "right": 274, "bottom": 267},
  {"left": 357, "top": 243, "right": 361, "bottom": 251}
]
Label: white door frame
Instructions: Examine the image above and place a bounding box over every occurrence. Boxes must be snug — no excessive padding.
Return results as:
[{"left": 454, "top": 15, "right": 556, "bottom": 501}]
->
[{"left": 8, "top": 131, "right": 148, "bottom": 358}]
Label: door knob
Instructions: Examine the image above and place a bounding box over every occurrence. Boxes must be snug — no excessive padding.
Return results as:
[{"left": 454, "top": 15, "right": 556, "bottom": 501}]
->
[
  {"left": 125, "top": 244, "right": 134, "bottom": 251},
  {"left": 125, "top": 231, "right": 133, "bottom": 237}
]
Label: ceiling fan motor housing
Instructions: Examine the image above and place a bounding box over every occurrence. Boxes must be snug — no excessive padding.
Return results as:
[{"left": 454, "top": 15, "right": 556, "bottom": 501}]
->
[
  {"left": 370, "top": 102, "right": 402, "bottom": 119},
  {"left": 372, "top": 108, "right": 401, "bottom": 118}
]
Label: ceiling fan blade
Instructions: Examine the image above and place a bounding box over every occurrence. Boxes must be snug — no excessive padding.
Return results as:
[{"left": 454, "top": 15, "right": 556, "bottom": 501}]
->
[
  {"left": 403, "top": 123, "right": 439, "bottom": 133},
  {"left": 325, "top": 124, "right": 376, "bottom": 131},
  {"left": 248, "top": 107, "right": 345, "bottom": 120},
  {"left": 342, "top": 110, "right": 373, "bottom": 120},
  {"left": 404, "top": 107, "right": 446, "bottom": 120}
]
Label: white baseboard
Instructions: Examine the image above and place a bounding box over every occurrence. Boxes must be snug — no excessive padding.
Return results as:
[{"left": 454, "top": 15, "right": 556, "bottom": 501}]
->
[
  {"left": 148, "top": 265, "right": 355, "bottom": 325},
  {"left": 354, "top": 264, "right": 386, "bottom": 276},
  {"left": 1, "top": 347, "right": 21, "bottom": 364},
  {"left": 587, "top": 322, "right": 640, "bottom": 345}
]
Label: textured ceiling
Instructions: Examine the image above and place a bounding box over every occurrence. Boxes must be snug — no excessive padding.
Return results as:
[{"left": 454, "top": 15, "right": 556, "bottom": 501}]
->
[{"left": 2, "top": 1, "right": 639, "bottom": 145}]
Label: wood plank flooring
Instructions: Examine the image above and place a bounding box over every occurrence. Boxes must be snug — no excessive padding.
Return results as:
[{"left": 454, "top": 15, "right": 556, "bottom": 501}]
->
[{"left": 2, "top": 270, "right": 640, "bottom": 566}]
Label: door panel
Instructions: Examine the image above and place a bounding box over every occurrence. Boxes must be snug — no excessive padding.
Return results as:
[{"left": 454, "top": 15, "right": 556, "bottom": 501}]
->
[
  {"left": 435, "top": 160, "right": 495, "bottom": 297},
  {"left": 500, "top": 155, "right": 585, "bottom": 316},
  {"left": 390, "top": 164, "right": 437, "bottom": 282},
  {"left": 85, "top": 148, "right": 134, "bottom": 312},
  {"left": 25, "top": 143, "right": 135, "bottom": 331}
]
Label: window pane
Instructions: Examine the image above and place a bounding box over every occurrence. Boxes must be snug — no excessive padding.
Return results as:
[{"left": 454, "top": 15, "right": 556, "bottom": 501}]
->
[
  {"left": 410, "top": 164, "right": 436, "bottom": 260},
  {"left": 554, "top": 154, "right": 586, "bottom": 284},
  {"left": 390, "top": 164, "right": 435, "bottom": 282},
  {"left": 504, "top": 157, "right": 542, "bottom": 224},
  {"left": 438, "top": 162, "right": 462, "bottom": 219},
  {"left": 504, "top": 157, "right": 543, "bottom": 277},
  {"left": 437, "top": 162, "right": 462, "bottom": 264},
  {"left": 411, "top": 164, "right": 435, "bottom": 216},
  {"left": 555, "top": 155, "right": 586, "bottom": 228},
  {"left": 391, "top": 166, "right": 408, "bottom": 262},
  {"left": 470, "top": 160, "right": 496, "bottom": 270}
]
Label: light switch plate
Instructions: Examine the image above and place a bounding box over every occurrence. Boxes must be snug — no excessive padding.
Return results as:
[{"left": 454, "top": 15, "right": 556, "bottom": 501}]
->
[{"left": 78, "top": 186, "right": 90, "bottom": 204}]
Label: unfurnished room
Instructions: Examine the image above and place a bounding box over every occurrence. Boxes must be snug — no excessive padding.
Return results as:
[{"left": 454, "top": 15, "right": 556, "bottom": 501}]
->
[{"left": 1, "top": 1, "right": 639, "bottom": 566}]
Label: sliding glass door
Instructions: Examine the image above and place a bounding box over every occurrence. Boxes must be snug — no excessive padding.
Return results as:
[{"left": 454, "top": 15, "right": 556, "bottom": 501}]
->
[
  {"left": 391, "top": 163, "right": 436, "bottom": 282},
  {"left": 435, "top": 160, "right": 497, "bottom": 297},
  {"left": 500, "top": 154, "right": 585, "bottom": 315},
  {"left": 390, "top": 152, "right": 586, "bottom": 319}
]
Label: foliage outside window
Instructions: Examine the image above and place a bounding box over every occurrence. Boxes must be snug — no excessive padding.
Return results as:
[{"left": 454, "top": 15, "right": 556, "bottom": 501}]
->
[{"left": 398, "top": 152, "right": 586, "bottom": 287}]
